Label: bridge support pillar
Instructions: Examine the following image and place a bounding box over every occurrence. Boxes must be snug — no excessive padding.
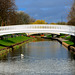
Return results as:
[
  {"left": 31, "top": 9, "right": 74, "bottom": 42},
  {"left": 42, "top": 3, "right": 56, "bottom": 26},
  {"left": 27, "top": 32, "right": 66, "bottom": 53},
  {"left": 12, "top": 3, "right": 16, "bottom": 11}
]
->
[
  {"left": 52, "top": 34, "right": 54, "bottom": 38},
  {"left": 52, "top": 34, "right": 57, "bottom": 38}
]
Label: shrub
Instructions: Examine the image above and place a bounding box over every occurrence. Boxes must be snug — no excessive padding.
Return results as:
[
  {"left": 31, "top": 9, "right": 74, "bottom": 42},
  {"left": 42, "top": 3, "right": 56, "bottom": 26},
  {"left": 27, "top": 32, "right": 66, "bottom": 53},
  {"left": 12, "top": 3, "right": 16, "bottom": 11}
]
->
[{"left": 32, "top": 20, "right": 47, "bottom": 24}]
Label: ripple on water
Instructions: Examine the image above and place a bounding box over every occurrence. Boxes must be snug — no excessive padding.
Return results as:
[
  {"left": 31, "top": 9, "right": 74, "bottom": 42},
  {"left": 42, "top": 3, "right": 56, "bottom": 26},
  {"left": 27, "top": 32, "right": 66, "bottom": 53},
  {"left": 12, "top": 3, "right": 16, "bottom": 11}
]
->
[{"left": 0, "top": 58, "right": 75, "bottom": 75}]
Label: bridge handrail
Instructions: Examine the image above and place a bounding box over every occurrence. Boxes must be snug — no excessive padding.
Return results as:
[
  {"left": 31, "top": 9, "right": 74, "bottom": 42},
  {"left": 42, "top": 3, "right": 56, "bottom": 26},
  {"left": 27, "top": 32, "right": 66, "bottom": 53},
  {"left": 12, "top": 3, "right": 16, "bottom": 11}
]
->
[{"left": 0, "top": 24, "right": 75, "bottom": 36}]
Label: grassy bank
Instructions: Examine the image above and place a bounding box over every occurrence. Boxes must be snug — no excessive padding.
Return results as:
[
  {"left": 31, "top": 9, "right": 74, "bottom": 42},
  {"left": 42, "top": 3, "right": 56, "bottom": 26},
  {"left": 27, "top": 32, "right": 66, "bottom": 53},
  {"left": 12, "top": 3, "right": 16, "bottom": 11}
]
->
[
  {"left": 55, "top": 34, "right": 74, "bottom": 46},
  {"left": 64, "top": 41, "right": 74, "bottom": 45},
  {"left": 0, "top": 36, "right": 35, "bottom": 58},
  {"left": 46, "top": 34, "right": 75, "bottom": 46},
  {"left": 60, "top": 35, "right": 74, "bottom": 46},
  {"left": 0, "top": 36, "right": 33, "bottom": 49}
]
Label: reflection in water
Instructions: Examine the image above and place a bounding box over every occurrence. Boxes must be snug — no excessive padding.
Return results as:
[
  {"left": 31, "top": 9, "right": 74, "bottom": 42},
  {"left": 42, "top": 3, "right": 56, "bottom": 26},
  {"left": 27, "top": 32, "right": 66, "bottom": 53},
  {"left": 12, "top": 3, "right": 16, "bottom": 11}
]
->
[{"left": 0, "top": 38, "right": 75, "bottom": 75}]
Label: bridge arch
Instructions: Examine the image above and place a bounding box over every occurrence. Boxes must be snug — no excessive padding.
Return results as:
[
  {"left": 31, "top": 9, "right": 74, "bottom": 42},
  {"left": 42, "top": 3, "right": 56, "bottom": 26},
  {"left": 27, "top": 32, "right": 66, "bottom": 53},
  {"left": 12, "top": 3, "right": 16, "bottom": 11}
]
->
[
  {"left": 26, "top": 32, "right": 60, "bottom": 36},
  {"left": 0, "top": 24, "right": 75, "bottom": 36}
]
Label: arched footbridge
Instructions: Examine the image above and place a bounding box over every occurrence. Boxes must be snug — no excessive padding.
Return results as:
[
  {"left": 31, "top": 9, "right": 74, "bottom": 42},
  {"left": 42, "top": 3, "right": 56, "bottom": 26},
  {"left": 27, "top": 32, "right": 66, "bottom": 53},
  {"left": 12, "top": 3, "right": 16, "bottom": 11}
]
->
[{"left": 0, "top": 24, "right": 75, "bottom": 36}]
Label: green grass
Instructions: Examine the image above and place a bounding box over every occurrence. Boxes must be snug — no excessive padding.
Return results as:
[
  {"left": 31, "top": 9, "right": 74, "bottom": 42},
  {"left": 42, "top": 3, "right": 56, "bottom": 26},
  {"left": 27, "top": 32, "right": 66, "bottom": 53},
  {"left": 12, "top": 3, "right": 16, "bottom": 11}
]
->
[
  {"left": 0, "top": 36, "right": 33, "bottom": 49},
  {"left": 64, "top": 41, "right": 74, "bottom": 45},
  {"left": 59, "top": 35, "right": 65, "bottom": 38},
  {"left": 65, "top": 36, "right": 71, "bottom": 40},
  {"left": 47, "top": 35, "right": 52, "bottom": 38}
]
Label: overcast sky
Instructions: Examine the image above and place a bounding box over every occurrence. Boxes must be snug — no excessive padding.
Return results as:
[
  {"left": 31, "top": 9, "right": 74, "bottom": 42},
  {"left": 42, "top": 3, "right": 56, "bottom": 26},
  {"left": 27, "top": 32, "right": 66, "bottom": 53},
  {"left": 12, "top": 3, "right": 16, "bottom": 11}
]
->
[{"left": 15, "top": 0, "right": 73, "bottom": 23}]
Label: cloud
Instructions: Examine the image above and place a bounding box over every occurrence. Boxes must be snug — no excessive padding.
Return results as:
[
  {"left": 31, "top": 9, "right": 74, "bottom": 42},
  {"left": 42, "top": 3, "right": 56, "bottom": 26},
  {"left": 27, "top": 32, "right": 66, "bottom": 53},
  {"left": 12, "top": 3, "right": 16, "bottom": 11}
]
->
[
  {"left": 15, "top": 0, "right": 73, "bottom": 23},
  {"left": 16, "top": 0, "right": 72, "bottom": 8}
]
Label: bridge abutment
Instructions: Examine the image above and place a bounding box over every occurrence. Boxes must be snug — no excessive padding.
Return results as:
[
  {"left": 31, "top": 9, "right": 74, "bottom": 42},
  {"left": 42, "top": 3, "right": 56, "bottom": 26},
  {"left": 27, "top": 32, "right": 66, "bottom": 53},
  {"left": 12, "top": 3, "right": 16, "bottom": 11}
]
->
[{"left": 52, "top": 34, "right": 57, "bottom": 38}]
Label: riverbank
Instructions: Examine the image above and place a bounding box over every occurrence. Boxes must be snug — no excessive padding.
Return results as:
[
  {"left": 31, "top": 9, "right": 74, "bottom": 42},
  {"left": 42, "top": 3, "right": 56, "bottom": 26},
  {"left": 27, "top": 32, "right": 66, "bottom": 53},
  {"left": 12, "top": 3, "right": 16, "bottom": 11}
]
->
[
  {"left": 0, "top": 36, "right": 36, "bottom": 58},
  {"left": 41, "top": 36, "right": 75, "bottom": 54},
  {"left": 56, "top": 38, "right": 75, "bottom": 54}
]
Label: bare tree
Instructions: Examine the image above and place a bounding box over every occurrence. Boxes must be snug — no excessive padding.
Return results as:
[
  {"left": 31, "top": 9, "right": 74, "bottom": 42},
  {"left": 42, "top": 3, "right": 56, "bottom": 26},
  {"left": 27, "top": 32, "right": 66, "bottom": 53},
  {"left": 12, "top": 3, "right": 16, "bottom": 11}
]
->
[
  {"left": 67, "top": 0, "right": 75, "bottom": 25},
  {"left": 15, "top": 11, "right": 35, "bottom": 24},
  {"left": 0, "top": 0, "right": 17, "bottom": 26}
]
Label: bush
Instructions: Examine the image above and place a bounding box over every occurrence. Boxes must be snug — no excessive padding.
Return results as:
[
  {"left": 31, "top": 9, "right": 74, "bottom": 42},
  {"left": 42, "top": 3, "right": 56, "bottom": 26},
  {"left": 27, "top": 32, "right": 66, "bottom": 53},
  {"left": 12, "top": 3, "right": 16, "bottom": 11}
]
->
[{"left": 32, "top": 20, "right": 47, "bottom": 24}]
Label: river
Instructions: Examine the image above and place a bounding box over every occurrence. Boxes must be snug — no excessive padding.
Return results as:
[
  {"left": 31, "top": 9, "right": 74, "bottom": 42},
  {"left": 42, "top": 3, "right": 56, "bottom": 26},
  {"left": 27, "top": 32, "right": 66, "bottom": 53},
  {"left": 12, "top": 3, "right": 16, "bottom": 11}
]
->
[{"left": 0, "top": 38, "right": 75, "bottom": 75}]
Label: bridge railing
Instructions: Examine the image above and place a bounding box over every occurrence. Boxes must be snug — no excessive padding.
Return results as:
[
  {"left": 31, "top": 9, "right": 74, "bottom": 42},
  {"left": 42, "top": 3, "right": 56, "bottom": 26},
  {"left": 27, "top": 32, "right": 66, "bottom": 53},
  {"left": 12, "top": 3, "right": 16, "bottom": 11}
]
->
[{"left": 0, "top": 24, "right": 75, "bottom": 36}]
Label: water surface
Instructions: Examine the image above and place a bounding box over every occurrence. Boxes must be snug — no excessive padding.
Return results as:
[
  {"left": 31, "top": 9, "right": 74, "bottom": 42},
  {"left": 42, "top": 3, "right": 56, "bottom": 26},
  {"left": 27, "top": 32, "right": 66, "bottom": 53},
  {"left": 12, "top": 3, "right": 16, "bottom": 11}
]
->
[{"left": 0, "top": 38, "right": 75, "bottom": 75}]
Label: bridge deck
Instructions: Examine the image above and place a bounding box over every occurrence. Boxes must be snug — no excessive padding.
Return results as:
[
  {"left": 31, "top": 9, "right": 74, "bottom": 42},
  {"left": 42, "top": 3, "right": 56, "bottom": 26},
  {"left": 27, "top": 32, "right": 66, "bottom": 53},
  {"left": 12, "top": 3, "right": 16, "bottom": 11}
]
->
[{"left": 0, "top": 24, "right": 75, "bottom": 36}]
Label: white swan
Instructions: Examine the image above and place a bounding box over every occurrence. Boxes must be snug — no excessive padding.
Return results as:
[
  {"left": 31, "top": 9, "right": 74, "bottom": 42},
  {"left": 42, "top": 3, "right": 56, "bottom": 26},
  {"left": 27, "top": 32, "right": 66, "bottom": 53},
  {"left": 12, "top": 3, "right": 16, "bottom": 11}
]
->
[{"left": 21, "top": 54, "right": 24, "bottom": 59}]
